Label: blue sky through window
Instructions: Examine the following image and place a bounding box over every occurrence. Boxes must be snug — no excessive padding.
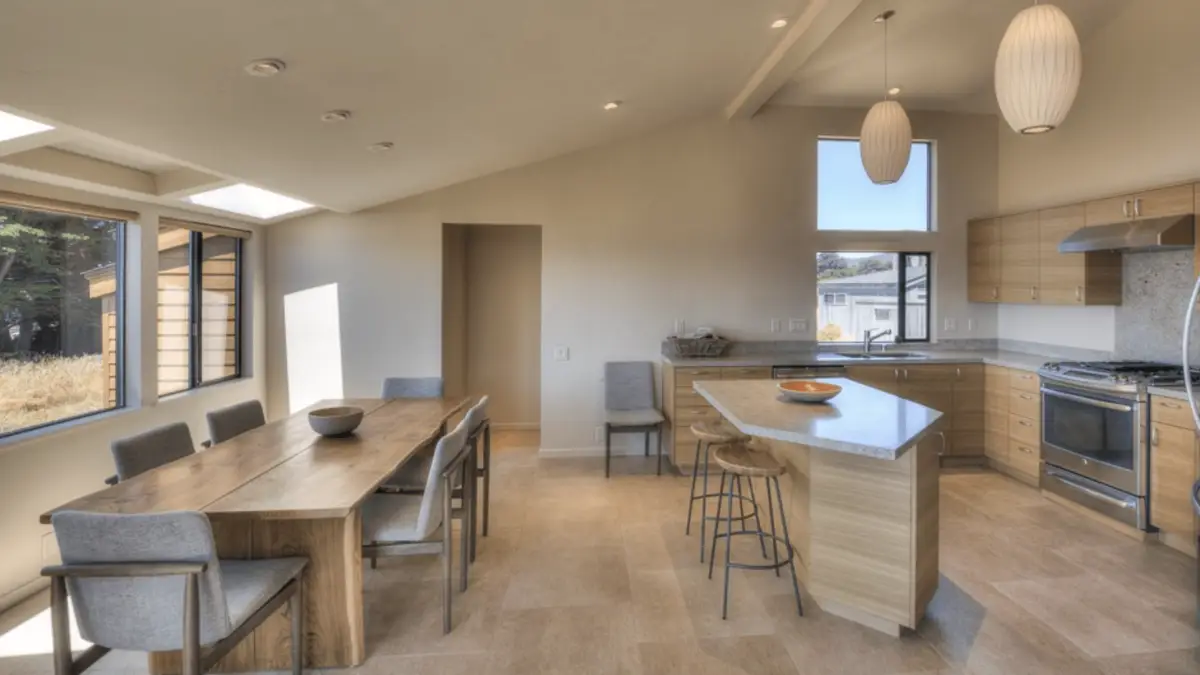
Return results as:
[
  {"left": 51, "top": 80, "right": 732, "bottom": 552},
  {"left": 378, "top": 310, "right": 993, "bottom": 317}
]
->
[{"left": 817, "top": 139, "right": 930, "bottom": 231}]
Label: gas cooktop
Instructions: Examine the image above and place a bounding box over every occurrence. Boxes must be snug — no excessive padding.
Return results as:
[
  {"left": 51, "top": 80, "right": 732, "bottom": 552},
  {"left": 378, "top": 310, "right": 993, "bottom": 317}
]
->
[{"left": 1040, "top": 360, "right": 1200, "bottom": 389}]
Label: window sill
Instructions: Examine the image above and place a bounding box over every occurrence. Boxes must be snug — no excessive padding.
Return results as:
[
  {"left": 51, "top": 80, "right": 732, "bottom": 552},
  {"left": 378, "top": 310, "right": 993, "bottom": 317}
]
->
[{"left": 0, "top": 376, "right": 251, "bottom": 455}]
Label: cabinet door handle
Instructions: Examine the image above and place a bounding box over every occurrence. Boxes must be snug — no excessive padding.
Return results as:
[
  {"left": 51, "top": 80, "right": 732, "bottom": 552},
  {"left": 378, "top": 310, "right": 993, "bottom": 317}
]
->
[
  {"left": 1122, "top": 200, "right": 1131, "bottom": 218},
  {"left": 1019, "top": 445, "right": 1034, "bottom": 455},
  {"left": 1020, "top": 394, "right": 1033, "bottom": 400},
  {"left": 1018, "top": 420, "right": 1032, "bottom": 427},
  {"left": 992, "top": 286, "right": 999, "bottom": 300},
  {"left": 1151, "top": 427, "right": 1159, "bottom": 446},
  {"left": 1075, "top": 286, "right": 1082, "bottom": 302},
  {"left": 904, "top": 369, "right": 909, "bottom": 381},
  {"left": 893, "top": 368, "right": 899, "bottom": 380},
  {"left": 1134, "top": 197, "right": 1142, "bottom": 218},
  {"left": 956, "top": 367, "right": 961, "bottom": 379},
  {"left": 1161, "top": 400, "right": 1181, "bottom": 409}
]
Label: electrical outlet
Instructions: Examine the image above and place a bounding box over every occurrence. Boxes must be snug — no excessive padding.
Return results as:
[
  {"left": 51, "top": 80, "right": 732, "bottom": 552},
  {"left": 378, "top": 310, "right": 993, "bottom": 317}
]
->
[
  {"left": 789, "top": 318, "right": 807, "bottom": 333},
  {"left": 673, "top": 319, "right": 685, "bottom": 336},
  {"left": 943, "top": 318, "right": 957, "bottom": 332},
  {"left": 553, "top": 346, "right": 570, "bottom": 362},
  {"left": 966, "top": 318, "right": 976, "bottom": 332},
  {"left": 770, "top": 318, "right": 782, "bottom": 333}
]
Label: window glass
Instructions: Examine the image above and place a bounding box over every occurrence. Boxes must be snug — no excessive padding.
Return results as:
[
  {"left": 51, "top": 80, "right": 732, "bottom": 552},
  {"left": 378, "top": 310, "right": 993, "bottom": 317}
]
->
[
  {"left": 200, "top": 234, "right": 239, "bottom": 383},
  {"left": 157, "top": 226, "right": 191, "bottom": 396},
  {"left": 0, "top": 206, "right": 123, "bottom": 435},
  {"left": 817, "top": 138, "right": 931, "bottom": 231},
  {"left": 816, "top": 251, "right": 930, "bottom": 343}
]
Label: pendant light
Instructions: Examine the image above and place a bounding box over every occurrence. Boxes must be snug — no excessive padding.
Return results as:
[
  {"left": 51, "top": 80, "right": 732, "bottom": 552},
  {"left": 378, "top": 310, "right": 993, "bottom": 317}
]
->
[
  {"left": 995, "top": 1, "right": 1081, "bottom": 134},
  {"left": 860, "top": 10, "right": 912, "bottom": 185}
]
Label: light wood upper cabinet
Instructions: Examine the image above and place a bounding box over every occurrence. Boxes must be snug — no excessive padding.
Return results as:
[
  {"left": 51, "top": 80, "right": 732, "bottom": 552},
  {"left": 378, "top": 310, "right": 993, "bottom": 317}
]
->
[
  {"left": 1038, "top": 204, "right": 1122, "bottom": 306},
  {"left": 999, "top": 212, "right": 1040, "bottom": 304},
  {"left": 1085, "top": 184, "right": 1195, "bottom": 225},
  {"left": 967, "top": 217, "right": 1002, "bottom": 303}
]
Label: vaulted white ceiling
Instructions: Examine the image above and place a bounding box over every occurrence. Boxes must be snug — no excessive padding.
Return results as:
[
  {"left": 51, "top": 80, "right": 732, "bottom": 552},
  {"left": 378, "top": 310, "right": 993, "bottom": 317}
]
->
[
  {"left": 0, "top": 0, "right": 814, "bottom": 214},
  {"left": 772, "top": 0, "right": 1132, "bottom": 112}
]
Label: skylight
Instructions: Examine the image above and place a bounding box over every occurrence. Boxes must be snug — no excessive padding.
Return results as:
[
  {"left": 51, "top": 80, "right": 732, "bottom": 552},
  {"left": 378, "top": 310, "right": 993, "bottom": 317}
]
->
[
  {"left": 0, "top": 111, "right": 53, "bottom": 142},
  {"left": 186, "top": 183, "right": 313, "bottom": 219}
]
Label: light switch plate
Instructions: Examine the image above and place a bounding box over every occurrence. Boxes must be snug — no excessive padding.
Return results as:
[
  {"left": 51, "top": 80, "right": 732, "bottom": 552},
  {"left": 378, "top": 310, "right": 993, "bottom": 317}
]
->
[
  {"left": 770, "top": 318, "right": 782, "bottom": 333},
  {"left": 943, "top": 318, "right": 957, "bottom": 332},
  {"left": 553, "top": 346, "right": 570, "bottom": 362}
]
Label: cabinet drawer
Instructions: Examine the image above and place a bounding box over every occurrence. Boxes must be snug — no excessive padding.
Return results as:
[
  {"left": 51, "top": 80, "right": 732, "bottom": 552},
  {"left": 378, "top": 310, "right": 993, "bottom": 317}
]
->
[
  {"left": 1009, "top": 370, "right": 1040, "bottom": 393},
  {"left": 1009, "top": 389, "right": 1040, "bottom": 419},
  {"left": 1151, "top": 396, "right": 1194, "bottom": 430},
  {"left": 1009, "top": 413, "right": 1039, "bottom": 446},
  {"left": 1008, "top": 439, "right": 1040, "bottom": 476},
  {"left": 722, "top": 367, "right": 771, "bottom": 380},
  {"left": 675, "top": 389, "right": 709, "bottom": 408},
  {"left": 675, "top": 367, "right": 725, "bottom": 387},
  {"left": 674, "top": 405, "right": 717, "bottom": 425}
]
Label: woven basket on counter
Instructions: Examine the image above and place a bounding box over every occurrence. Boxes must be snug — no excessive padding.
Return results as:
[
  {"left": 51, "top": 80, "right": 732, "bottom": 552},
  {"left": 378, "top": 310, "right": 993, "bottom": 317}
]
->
[{"left": 665, "top": 337, "right": 730, "bottom": 358}]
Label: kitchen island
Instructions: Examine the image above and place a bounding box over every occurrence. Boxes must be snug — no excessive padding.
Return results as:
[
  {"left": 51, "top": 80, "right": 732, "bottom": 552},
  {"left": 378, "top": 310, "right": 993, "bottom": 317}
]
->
[{"left": 693, "top": 378, "right": 943, "bottom": 636}]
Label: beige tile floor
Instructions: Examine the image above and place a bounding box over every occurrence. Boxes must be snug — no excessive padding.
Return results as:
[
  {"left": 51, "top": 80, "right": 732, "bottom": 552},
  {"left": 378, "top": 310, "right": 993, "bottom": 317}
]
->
[{"left": 1, "top": 429, "right": 1198, "bottom": 674}]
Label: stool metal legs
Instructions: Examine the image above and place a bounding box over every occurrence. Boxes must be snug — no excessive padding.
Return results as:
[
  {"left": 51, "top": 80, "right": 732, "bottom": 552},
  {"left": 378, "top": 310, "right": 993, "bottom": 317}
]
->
[
  {"left": 708, "top": 471, "right": 804, "bottom": 619},
  {"left": 688, "top": 441, "right": 760, "bottom": 563}
]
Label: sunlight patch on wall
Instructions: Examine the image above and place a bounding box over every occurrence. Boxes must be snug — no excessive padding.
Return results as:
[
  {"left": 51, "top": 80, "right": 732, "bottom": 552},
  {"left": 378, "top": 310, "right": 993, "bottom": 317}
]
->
[{"left": 283, "top": 283, "right": 344, "bottom": 413}]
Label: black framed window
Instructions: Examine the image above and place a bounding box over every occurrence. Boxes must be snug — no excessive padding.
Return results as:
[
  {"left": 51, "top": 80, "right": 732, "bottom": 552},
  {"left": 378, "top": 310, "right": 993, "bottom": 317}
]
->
[
  {"left": 157, "top": 226, "right": 242, "bottom": 395},
  {"left": 815, "top": 251, "right": 931, "bottom": 343},
  {"left": 0, "top": 205, "right": 125, "bottom": 437}
]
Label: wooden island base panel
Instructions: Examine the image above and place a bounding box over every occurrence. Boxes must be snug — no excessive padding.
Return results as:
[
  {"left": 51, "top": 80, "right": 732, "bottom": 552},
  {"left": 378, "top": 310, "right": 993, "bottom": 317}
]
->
[
  {"left": 693, "top": 378, "right": 942, "bottom": 636},
  {"left": 41, "top": 397, "right": 470, "bottom": 674}
]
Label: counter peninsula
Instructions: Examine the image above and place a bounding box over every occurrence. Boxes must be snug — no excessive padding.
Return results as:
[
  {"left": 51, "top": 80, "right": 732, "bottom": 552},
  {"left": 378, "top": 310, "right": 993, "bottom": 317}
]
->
[{"left": 693, "top": 378, "right": 943, "bottom": 636}]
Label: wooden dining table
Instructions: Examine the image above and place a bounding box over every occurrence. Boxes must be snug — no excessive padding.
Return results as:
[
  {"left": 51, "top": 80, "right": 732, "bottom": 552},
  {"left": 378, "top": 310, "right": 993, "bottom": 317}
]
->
[{"left": 40, "top": 396, "right": 470, "bottom": 674}]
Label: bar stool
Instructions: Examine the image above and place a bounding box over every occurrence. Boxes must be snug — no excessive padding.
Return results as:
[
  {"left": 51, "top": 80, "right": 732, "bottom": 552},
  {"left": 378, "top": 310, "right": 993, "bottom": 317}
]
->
[
  {"left": 708, "top": 442, "right": 804, "bottom": 620},
  {"left": 685, "top": 420, "right": 763, "bottom": 563}
]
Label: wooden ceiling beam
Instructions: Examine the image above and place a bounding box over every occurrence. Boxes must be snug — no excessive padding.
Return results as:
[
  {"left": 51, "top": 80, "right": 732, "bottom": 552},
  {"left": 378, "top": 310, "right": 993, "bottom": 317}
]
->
[{"left": 725, "top": 0, "right": 866, "bottom": 119}]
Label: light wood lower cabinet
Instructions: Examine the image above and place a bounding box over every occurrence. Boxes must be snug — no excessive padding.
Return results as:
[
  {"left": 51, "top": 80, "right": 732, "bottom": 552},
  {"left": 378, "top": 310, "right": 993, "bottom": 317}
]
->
[
  {"left": 844, "top": 364, "right": 983, "bottom": 463},
  {"left": 663, "top": 364, "right": 771, "bottom": 469},
  {"left": 984, "top": 364, "right": 1042, "bottom": 485},
  {"left": 1148, "top": 396, "right": 1199, "bottom": 556}
]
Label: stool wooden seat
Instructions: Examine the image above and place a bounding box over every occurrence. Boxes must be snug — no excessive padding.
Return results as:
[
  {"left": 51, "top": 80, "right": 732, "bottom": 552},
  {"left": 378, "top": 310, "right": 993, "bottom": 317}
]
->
[
  {"left": 689, "top": 419, "right": 746, "bottom": 444},
  {"left": 712, "top": 443, "right": 784, "bottom": 478}
]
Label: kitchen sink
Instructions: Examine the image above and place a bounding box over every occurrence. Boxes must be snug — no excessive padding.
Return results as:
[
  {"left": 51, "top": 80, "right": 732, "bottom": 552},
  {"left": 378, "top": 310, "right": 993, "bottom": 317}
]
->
[{"left": 822, "top": 351, "right": 930, "bottom": 360}]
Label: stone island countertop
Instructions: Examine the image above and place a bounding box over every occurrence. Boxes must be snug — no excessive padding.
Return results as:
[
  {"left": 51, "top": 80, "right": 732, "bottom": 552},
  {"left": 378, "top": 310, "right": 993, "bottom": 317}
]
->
[{"left": 692, "top": 378, "right": 942, "bottom": 460}]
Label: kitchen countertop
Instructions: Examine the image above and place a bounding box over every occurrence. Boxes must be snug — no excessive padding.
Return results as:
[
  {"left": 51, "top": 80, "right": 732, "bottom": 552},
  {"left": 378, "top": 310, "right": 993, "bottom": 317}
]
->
[
  {"left": 664, "top": 349, "right": 1051, "bottom": 373},
  {"left": 692, "top": 378, "right": 942, "bottom": 460},
  {"left": 1148, "top": 385, "right": 1190, "bottom": 401}
]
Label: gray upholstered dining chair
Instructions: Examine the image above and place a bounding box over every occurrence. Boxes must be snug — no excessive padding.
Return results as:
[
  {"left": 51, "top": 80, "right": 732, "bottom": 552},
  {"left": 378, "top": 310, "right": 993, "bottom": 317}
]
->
[
  {"left": 378, "top": 378, "right": 445, "bottom": 492},
  {"left": 104, "top": 422, "right": 196, "bottom": 486},
  {"left": 43, "top": 510, "right": 307, "bottom": 675},
  {"left": 362, "top": 416, "right": 472, "bottom": 634},
  {"left": 464, "top": 396, "right": 493, "bottom": 541},
  {"left": 206, "top": 400, "right": 266, "bottom": 446},
  {"left": 604, "top": 361, "right": 665, "bottom": 478}
]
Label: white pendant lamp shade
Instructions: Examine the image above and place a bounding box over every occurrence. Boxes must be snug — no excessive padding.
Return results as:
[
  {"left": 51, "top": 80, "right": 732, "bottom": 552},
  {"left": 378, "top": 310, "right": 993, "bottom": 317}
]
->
[
  {"left": 995, "top": 3, "right": 1082, "bottom": 134},
  {"left": 860, "top": 100, "right": 913, "bottom": 185}
]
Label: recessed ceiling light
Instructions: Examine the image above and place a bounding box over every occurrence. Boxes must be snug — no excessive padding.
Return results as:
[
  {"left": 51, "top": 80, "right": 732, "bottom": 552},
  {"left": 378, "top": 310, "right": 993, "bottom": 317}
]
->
[
  {"left": 888, "top": 87, "right": 902, "bottom": 96},
  {"left": 186, "top": 184, "right": 312, "bottom": 219},
  {"left": 243, "top": 58, "right": 287, "bottom": 77},
  {"left": 320, "top": 110, "right": 352, "bottom": 123},
  {"left": 367, "top": 141, "right": 395, "bottom": 152},
  {"left": 771, "top": 19, "right": 788, "bottom": 28},
  {"left": 0, "top": 111, "right": 53, "bottom": 142},
  {"left": 603, "top": 101, "right": 622, "bottom": 111}
]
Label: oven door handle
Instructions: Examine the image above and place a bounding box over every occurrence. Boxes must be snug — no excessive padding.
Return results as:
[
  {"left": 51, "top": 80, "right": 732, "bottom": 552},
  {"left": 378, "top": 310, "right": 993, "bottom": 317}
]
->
[
  {"left": 1045, "top": 467, "right": 1136, "bottom": 510},
  {"left": 1039, "top": 387, "right": 1134, "bottom": 413}
]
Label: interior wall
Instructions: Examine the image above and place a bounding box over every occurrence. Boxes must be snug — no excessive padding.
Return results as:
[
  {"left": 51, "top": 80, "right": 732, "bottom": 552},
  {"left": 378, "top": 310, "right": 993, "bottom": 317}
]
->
[
  {"left": 441, "top": 224, "right": 468, "bottom": 400},
  {"left": 265, "top": 106, "right": 1000, "bottom": 450},
  {"left": 464, "top": 225, "right": 542, "bottom": 427},
  {"left": 0, "top": 177, "right": 265, "bottom": 612},
  {"left": 995, "top": 0, "right": 1200, "bottom": 350}
]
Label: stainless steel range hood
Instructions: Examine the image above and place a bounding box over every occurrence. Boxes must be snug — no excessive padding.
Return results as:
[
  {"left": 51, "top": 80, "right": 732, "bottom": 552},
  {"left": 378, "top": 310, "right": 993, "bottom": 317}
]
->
[{"left": 1058, "top": 214, "right": 1195, "bottom": 253}]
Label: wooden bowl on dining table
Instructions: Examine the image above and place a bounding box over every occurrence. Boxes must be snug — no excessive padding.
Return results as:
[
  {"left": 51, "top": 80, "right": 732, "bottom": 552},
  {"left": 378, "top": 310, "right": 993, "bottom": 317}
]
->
[{"left": 776, "top": 380, "right": 842, "bottom": 404}]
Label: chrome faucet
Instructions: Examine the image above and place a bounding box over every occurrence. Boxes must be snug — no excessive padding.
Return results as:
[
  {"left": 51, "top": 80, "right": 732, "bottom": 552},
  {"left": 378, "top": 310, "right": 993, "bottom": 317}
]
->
[{"left": 863, "top": 328, "right": 893, "bottom": 353}]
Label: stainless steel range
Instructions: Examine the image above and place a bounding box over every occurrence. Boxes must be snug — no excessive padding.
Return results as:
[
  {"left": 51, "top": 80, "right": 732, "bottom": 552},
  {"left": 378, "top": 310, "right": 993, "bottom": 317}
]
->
[{"left": 1038, "top": 361, "right": 1200, "bottom": 530}]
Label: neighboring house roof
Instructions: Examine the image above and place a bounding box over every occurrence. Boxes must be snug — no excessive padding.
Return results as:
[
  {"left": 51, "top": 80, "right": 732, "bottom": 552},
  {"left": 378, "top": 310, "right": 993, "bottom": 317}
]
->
[{"left": 818, "top": 267, "right": 927, "bottom": 296}]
